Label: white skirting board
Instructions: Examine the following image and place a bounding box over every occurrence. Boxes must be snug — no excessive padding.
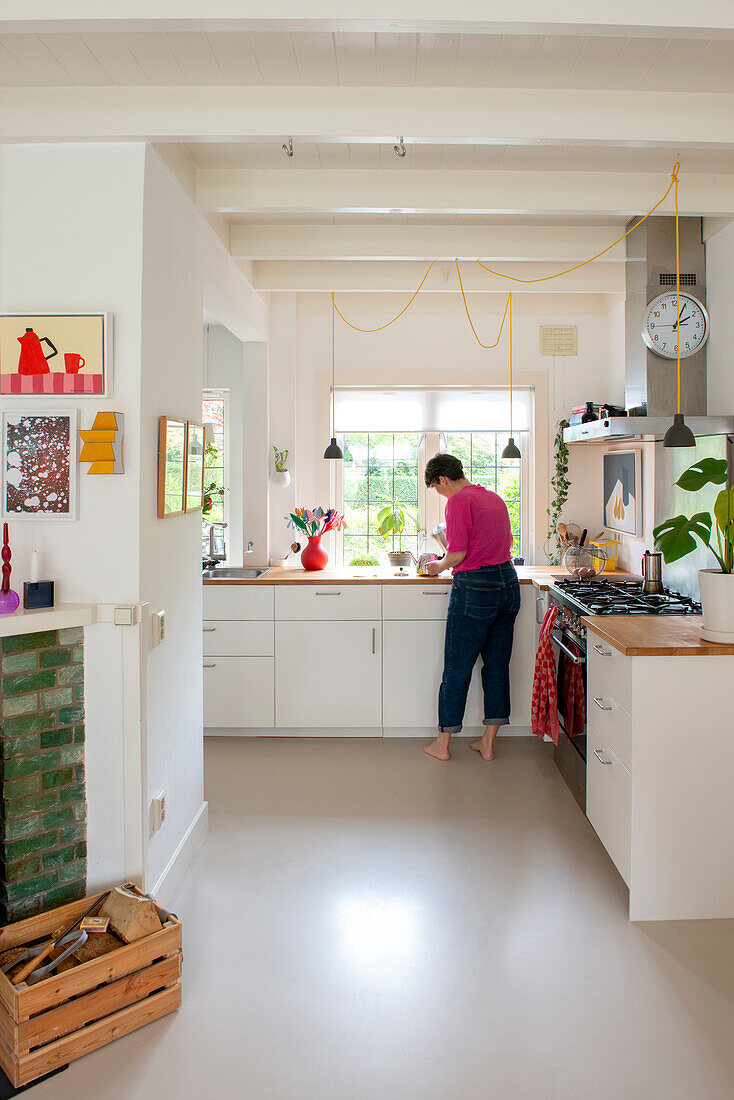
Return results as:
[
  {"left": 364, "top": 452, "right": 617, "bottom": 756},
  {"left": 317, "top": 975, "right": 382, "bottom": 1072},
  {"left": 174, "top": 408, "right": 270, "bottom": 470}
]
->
[
  {"left": 204, "top": 726, "right": 533, "bottom": 738},
  {"left": 150, "top": 800, "right": 209, "bottom": 909}
]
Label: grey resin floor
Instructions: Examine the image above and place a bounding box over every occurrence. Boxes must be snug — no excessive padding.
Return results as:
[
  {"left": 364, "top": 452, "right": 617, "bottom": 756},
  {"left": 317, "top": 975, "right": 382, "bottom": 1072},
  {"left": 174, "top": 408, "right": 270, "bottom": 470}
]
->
[{"left": 36, "top": 736, "right": 734, "bottom": 1099}]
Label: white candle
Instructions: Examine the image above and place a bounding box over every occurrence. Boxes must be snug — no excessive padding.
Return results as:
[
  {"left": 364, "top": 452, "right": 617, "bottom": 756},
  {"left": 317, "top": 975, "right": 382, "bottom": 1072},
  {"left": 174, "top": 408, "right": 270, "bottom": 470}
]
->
[{"left": 30, "top": 550, "right": 39, "bottom": 583}]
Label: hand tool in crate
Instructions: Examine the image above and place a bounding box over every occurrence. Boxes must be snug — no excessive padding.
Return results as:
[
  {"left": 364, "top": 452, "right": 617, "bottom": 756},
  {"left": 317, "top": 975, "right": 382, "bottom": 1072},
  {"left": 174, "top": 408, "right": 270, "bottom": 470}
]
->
[{"left": 4, "top": 893, "right": 110, "bottom": 986}]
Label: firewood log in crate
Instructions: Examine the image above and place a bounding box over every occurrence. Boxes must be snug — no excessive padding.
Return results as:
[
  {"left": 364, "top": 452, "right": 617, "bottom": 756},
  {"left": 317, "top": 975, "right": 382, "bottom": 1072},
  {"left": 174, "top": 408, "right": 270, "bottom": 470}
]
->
[{"left": 0, "top": 886, "right": 181, "bottom": 1089}]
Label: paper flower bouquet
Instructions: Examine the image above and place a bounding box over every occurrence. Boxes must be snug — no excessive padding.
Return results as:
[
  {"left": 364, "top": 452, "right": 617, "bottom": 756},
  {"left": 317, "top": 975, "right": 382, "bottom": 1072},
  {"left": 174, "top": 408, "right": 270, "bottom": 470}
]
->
[{"left": 285, "top": 507, "right": 346, "bottom": 571}]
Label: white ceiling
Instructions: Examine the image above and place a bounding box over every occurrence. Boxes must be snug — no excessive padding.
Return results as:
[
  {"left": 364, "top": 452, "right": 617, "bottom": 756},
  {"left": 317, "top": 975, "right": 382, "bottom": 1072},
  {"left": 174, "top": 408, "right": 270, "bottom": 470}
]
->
[
  {"left": 185, "top": 142, "right": 734, "bottom": 175},
  {"left": 2, "top": 30, "right": 734, "bottom": 93}
]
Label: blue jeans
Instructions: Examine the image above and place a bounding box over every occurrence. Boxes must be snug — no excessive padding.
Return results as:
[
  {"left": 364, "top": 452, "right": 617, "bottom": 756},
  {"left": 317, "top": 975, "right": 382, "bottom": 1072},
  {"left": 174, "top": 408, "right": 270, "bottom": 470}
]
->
[{"left": 438, "top": 562, "right": 521, "bottom": 734}]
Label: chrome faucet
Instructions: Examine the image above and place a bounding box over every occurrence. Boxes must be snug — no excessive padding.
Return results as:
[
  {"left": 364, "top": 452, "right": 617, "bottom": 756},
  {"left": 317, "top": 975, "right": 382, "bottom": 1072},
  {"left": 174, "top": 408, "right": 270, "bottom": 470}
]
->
[{"left": 208, "top": 523, "right": 227, "bottom": 562}]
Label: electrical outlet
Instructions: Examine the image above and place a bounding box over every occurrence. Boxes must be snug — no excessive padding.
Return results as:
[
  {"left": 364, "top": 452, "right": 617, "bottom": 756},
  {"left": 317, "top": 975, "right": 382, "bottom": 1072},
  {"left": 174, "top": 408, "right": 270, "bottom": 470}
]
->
[
  {"left": 151, "top": 791, "right": 166, "bottom": 833},
  {"left": 151, "top": 609, "right": 166, "bottom": 647}
]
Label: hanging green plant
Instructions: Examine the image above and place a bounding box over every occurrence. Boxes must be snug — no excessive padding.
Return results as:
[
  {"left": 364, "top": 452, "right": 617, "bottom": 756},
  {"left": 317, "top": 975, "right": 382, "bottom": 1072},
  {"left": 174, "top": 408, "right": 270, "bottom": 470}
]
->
[{"left": 546, "top": 419, "right": 570, "bottom": 564}]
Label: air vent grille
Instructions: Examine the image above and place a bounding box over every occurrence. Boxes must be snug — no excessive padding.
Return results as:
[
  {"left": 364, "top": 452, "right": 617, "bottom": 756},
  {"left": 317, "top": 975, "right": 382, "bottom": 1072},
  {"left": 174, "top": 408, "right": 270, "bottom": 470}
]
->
[
  {"left": 660, "top": 273, "right": 696, "bottom": 286},
  {"left": 539, "top": 325, "right": 578, "bottom": 356}
]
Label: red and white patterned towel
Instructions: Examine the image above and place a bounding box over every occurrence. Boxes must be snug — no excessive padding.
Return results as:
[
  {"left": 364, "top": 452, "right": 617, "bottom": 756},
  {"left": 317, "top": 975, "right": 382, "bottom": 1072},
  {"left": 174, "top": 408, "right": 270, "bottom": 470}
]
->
[{"left": 531, "top": 606, "right": 559, "bottom": 745}]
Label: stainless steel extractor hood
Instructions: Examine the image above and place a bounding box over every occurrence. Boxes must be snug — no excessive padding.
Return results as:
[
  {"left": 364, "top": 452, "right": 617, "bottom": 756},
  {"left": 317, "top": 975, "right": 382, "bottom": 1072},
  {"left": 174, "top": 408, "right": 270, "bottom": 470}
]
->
[{"left": 564, "top": 416, "right": 734, "bottom": 444}]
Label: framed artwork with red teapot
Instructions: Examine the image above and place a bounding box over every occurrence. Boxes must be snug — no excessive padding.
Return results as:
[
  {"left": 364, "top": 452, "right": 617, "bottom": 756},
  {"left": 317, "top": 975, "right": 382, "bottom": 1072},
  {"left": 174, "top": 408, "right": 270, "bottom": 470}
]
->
[{"left": 0, "top": 312, "right": 111, "bottom": 397}]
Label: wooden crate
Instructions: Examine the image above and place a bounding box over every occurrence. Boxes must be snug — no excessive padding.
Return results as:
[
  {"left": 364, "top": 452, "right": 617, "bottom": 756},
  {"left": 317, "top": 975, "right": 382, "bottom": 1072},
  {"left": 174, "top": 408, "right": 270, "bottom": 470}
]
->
[{"left": 0, "top": 887, "right": 182, "bottom": 1088}]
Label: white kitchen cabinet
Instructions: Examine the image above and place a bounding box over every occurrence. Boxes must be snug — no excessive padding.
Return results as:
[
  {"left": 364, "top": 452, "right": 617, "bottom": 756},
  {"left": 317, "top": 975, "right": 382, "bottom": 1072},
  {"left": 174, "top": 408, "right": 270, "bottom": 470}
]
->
[
  {"left": 275, "top": 584, "right": 381, "bottom": 621},
  {"left": 203, "top": 585, "right": 274, "bottom": 621},
  {"left": 382, "top": 585, "right": 451, "bottom": 620},
  {"left": 203, "top": 620, "right": 274, "bottom": 657},
  {"left": 275, "top": 620, "right": 382, "bottom": 730},
  {"left": 203, "top": 656, "right": 274, "bottom": 728},
  {"left": 586, "top": 726, "right": 631, "bottom": 886}
]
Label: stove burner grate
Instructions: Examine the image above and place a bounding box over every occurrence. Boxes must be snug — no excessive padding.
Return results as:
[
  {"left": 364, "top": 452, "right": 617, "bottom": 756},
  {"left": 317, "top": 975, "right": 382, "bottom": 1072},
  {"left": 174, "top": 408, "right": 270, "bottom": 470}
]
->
[{"left": 553, "top": 577, "right": 701, "bottom": 616}]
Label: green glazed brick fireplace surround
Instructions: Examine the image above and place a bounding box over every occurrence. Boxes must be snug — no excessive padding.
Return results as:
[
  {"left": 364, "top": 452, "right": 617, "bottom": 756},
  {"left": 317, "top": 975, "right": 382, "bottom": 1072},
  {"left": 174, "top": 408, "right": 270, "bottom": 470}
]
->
[{"left": 0, "top": 628, "right": 87, "bottom": 924}]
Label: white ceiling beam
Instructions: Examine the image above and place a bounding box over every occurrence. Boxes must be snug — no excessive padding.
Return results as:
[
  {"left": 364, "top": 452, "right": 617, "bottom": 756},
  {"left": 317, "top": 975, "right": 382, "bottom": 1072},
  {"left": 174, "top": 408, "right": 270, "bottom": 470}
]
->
[
  {"left": 5, "top": 2, "right": 734, "bottom": 37},
  {"left": 200, "top": 169, "right": 734, "bottom": 218},
  {"left": 231, "top": 225, "right": 628, "bottom": 261},
  {"left": 3, "top": 86, "right": 734, "bottom": 149},
  {"left": 250, "top": 260, "right": 625, "bottom": 294}
]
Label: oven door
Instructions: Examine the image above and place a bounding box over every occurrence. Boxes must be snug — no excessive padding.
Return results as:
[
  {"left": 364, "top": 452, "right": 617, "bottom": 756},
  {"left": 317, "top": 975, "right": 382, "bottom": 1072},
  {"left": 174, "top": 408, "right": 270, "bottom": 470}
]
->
[{"left": 550, "top": 622, "right": 587, "bottom": 811}]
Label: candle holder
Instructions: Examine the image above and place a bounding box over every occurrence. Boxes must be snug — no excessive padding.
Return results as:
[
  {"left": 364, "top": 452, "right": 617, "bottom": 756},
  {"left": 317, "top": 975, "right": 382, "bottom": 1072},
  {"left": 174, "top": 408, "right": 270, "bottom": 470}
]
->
[{"left": 0, "top": 524, "right": 20, "bottom": 615}]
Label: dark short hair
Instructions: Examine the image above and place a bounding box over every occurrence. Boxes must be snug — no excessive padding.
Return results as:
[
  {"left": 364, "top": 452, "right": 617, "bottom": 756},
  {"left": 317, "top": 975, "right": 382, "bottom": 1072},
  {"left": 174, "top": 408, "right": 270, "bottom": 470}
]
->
[{"left": 425, "top": 453, "right": 465, "bottom": 487}]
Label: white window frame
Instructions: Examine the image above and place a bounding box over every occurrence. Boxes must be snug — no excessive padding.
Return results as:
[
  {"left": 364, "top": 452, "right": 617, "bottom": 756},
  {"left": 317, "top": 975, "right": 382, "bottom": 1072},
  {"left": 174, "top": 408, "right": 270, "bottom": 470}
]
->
[
  {"left": 334, "top": 424, "right": 529, "bottom": 565},
  {"left": 202, "top": 388, "right": 230, "bottom": 558}
]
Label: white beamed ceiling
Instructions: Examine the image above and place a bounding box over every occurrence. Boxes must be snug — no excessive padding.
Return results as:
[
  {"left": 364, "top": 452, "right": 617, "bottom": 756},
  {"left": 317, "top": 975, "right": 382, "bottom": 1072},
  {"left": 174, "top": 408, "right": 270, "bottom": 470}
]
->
[
  {"left": 4, "top": 29, "right": 734, "bottom": 92},
  {"left": 3, "top": 15, "right": 734, "bottom": 281}
]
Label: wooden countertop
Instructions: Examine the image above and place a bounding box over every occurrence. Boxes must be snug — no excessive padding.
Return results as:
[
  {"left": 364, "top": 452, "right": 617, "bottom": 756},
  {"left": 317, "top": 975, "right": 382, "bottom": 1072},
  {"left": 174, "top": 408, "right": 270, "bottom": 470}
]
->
[
  {"left": 203, "top": 565, "right": 578, "bottom": 586},
  {"left": 584, "top": 615, "right": 734, "bottom": 656}
]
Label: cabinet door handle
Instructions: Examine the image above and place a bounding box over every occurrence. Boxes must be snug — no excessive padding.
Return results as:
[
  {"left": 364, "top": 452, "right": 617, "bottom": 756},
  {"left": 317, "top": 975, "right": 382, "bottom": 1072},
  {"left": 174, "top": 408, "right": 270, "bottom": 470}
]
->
[
  {"left": 372, "top": 628, "right": 376, "bottom": 654},
  {"left": 593, "top": 748, "right": 612, "bottom": 766},
  {"left": 593, "top": 697, "right": 612, "bottom": 712},
  {"left": 315, "top": 591, "right": 341, "bottom": 596},
  {"left": 203, "top": 662, "right": 216, "bottom": 668},
  {"left": 536, "top": 595, "right": 545, "bottom": 624},
  {"left": 593, "top": 643, "right": 612, "bottom": 657},
  {"left": 422, "top": 590, "right": 448, "bottom": 595},
  {"left": 203, "top": 627, "right": 216, "bottom": 632}
]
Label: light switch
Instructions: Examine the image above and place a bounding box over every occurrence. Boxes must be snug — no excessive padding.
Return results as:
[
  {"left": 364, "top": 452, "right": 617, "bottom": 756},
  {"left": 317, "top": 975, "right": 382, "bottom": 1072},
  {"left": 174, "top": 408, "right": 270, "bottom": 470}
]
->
[{"left": 113, "top": 606, "right": 134, "bottom": 626}]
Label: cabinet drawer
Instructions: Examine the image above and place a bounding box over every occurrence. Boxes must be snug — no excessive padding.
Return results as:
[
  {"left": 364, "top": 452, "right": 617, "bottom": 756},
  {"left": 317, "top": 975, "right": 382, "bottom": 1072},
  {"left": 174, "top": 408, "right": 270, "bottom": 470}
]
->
[
  {"left": 203, "top": 585, "right": 274, "bottom": 621},
  {"left": 275, "top": 584, "right": 381, "bottom": 621},
  {"left": 203, "top": 657, "right": 274, "bottom": 728},
  {"left": 382, "top": 585, "right": 452, "bottom": 620},
  {"left": 587, "top": 675, "right": 631, "bottom": 772},
  {"left": 203, "top": 620, "right": 274, "bottom": 657},
  {"left": 588, "top": 634, "right": 631, "bottom": 710},
  {"left": 587, "top": 726, "right": 631, "bottom": 885}
]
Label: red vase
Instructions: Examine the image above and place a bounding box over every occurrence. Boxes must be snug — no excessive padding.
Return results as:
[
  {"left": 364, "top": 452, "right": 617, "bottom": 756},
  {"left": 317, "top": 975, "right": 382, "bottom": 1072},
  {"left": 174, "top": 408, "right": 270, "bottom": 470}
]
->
[{"left": 301, "top": 536, "right": 329, "bottom": 571}]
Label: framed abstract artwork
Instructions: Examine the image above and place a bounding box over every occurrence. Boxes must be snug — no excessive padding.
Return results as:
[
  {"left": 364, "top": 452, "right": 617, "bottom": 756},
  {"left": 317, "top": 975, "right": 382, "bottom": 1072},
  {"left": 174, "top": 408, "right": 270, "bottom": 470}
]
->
[
  {"left": 603, "top": 450, "right": 642, "bottom": 536},
  {"left": 185, "top": 422, "right": 205, "bottom": 512},
  {"left": 158, "top": 417, "right": 187, "bottom": 518},
  {"left": 2, "top": 411, "right": 78, "bottom": 521},
  {"left": 0, "top": 313, "right": 111, "bottom": 397}
]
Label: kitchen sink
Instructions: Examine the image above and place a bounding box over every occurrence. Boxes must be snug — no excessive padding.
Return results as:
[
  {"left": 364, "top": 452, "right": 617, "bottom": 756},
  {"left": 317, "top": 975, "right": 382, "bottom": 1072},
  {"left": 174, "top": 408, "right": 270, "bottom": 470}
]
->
[{"left": 202, "top": 567, "right": 270, "bottom": 580}]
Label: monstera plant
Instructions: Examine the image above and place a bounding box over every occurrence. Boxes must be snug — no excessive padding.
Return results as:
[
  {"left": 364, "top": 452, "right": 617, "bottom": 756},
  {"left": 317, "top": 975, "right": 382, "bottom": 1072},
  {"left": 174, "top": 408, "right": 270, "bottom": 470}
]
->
[
  {"left": 653, "top": 458, "right": 733, "bottom": 574},
  {"left": 653, "top": 457, "right": 734, "bottom": 639}
]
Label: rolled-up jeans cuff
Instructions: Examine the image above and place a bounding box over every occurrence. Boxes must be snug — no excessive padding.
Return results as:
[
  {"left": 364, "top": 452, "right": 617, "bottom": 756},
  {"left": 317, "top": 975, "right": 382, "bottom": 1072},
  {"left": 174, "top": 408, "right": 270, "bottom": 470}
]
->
[
  {"left": 484, "top": 717, "right": 509, "bottom": 727},
  {"left": 438, "top": 724, "right": 462, "bottom": 735}
]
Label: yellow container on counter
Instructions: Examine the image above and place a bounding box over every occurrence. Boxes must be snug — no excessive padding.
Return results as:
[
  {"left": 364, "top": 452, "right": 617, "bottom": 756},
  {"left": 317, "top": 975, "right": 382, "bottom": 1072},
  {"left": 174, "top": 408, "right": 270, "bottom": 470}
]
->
[{"left": 590, "top": 539, "right": 618, "bottom": 573}]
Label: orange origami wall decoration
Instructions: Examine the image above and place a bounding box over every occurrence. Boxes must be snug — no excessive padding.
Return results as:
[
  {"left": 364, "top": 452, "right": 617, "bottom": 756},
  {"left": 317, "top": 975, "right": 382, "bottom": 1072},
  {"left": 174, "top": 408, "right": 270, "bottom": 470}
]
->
[{"left": 78, "top": 412, "right": 124, "bottom": 474}]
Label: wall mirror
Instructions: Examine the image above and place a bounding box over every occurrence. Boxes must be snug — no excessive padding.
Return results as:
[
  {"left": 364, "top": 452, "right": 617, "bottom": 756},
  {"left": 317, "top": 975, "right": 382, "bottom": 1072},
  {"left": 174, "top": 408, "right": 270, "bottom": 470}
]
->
[{"left": 158, "top": 416, "right": 186, "bottom": 517}]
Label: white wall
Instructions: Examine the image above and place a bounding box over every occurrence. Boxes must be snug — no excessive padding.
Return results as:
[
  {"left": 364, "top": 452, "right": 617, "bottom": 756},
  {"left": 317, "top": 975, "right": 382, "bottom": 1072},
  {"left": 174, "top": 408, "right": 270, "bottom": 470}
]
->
[
  {"left": 273, "top": 291, "right": 624, "bottom": 563},
  {"left": 0, "top": 143, "right": 147, "bottom": 888},
  {"left": 705, "top": 220, "right": 734, "bottom": 414}
]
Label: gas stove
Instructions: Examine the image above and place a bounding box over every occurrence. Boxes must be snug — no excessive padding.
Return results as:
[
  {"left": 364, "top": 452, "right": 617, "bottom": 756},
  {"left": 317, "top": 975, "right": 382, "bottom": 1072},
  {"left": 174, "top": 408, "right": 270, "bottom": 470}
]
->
[{"left": 550, "top": 577, "right": 702, "bottom": 618}]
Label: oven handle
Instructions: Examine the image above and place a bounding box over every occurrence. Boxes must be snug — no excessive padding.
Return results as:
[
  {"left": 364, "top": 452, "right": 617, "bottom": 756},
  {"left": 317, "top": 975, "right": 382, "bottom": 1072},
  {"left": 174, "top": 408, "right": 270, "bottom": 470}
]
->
[{"left": 550, "top": 631, "right": 586, "bottom": 665}]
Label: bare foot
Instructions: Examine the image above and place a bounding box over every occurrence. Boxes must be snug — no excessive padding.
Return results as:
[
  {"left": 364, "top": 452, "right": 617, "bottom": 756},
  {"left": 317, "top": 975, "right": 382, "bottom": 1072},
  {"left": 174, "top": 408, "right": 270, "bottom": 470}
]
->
[
  {"left": 424, "top": 739, "right": 450, "bottom": 761},
  {"left": 470, "top": 740, "right": 495, "bottom": 761}
]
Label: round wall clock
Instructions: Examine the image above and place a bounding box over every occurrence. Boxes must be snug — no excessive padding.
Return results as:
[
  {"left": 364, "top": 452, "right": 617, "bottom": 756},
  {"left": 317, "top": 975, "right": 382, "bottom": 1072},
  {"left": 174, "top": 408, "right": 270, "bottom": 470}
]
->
[{"left": 642, "top": 291, "right": 709, "bottom": 359}]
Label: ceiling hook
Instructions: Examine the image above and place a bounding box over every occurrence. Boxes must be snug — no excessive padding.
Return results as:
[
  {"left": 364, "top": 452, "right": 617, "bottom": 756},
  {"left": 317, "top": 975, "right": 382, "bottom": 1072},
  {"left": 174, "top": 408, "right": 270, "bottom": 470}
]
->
[
  {"left": 282, "top": 137, "right": 294, "bottom": 159},
  {"left": 393, "top": 136, "right": 407, "bottom": 159}
]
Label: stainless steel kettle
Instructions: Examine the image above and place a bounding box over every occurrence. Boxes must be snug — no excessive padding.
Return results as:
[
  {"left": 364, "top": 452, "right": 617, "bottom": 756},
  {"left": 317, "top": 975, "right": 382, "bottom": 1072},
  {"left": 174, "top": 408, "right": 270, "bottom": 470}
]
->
[{"left": 641, "top": 550, "right": 664, "bottom": 595}]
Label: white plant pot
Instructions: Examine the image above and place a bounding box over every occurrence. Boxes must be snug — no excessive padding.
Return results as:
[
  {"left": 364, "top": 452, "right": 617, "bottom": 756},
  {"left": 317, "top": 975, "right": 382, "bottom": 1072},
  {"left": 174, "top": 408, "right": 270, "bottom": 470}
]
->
[
  {"left": 698, "top": 569, "right": 734, "bottom": 643},
  {"left": 271, "top": 469, "right": 291, "bottom": 488}
]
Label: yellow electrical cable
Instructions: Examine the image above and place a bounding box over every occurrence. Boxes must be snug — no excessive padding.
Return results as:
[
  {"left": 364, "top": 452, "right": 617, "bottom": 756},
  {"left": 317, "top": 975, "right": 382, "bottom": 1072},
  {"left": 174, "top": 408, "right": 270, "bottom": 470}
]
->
[
  {"left": 455, "top": 259, "right": 511, "bottom": 349},
  {"left": 509, "top": 291, "right": 513, "bottom": 437},
  {"left": 673, "top": 163, "right": 681, "bottom": 413},
  {"left": 332, "top": 260, "right": 436, "bottom": 332},
  {"left": 475, "top": 163, "right": 680, "bottom": 285},
  {"left": 331, "top": 292, "right": 336, "bottom": 433}
]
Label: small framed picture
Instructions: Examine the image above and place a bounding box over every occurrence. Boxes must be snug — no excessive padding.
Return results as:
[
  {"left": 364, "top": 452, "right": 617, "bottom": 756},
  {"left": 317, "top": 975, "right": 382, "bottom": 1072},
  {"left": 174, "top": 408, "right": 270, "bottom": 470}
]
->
[
  {"left": 0, "top": 313, "right": 111, "bottom": 397},
  {"left": 2, "top": 410, "right": 78, "bottom": 521},
  {"left": 158, "top": 417, "right": 187, "bottom": 518},
  {"left": 185, "top": 422, "right": 205, "bottom": 513},
  {"left": 603, "top": 450, "right": 642, "bottom": 536}
]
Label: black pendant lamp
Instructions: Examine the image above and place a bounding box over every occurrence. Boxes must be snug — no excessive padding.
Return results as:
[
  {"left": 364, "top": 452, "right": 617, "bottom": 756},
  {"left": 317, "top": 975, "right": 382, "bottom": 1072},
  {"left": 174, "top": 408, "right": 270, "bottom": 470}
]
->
[
  {"left": 324, "top": 293, "right": 343, "bottom": 461},
  {"left": 501, "top": 293, "right": 522, "bottom": 460},
  {"left": 663, "top": 163, "right": 695, "bottom": 448}
]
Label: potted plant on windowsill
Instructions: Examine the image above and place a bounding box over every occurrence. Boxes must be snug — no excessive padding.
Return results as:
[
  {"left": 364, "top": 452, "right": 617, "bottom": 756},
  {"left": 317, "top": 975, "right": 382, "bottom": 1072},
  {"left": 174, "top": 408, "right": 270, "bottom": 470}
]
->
[
  {"left": 272, "top": 446, "right": 291, "bottom": 488},
  {"left": 653, "top": 457, "right": 734, "bottom": 642},
  {"left": 377, "top": 501, "right": 419, "bottom": 569}
]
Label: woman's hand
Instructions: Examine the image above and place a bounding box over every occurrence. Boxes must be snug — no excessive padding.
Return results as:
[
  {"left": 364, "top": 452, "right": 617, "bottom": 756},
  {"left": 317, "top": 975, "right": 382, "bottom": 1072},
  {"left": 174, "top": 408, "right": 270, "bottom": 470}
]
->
[{"left": 424, "top": 558, "right": 445, "bottom": 576}]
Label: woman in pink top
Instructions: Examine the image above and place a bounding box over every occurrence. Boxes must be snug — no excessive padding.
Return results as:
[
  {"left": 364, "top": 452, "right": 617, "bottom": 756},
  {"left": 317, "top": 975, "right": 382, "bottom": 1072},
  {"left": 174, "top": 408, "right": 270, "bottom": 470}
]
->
[{"left": 422, "top": 453, "right": 520, "bottom": 762}]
